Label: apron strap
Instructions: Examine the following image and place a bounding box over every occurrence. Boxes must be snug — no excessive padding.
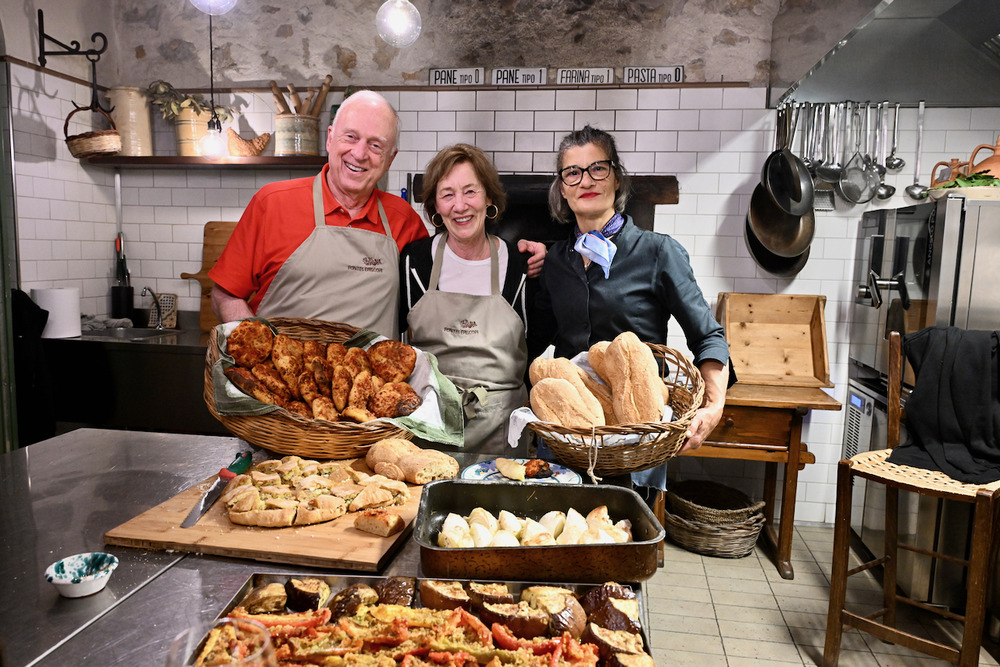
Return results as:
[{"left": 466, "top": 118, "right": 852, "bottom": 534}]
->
[
  {"left": 428, "top": 232, "right": 501, "bottom": 295},
  {"left": 313, "top": 174, "right": 394, "bottom": 238}
]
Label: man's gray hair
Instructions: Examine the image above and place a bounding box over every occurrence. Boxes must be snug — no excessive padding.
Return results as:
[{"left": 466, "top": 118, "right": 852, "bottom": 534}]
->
[{"left": 331, "top": 89, "right": 401, "bottom": 156}]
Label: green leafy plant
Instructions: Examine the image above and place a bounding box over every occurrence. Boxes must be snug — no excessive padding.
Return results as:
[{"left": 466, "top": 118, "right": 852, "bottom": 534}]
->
[
  {"left": 146, "top": 80, "right": 236, "bottom": 122},
  {"left": 930, "top": 169, "right": 1000, "bottom": 189}
]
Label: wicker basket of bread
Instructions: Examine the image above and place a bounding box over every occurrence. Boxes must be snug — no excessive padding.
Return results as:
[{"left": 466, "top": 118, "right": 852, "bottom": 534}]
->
[
  {"left": 527, "top": 332, "right": 704, "bottom": 477},
  {"left": 205, "top": 317, "right": 420, "bottom": 459}
]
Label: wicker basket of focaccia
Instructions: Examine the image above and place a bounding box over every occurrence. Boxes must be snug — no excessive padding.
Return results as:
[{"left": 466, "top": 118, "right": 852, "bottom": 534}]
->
[{"left": 205, "top": 317, "right": 460, "bottom": 459}]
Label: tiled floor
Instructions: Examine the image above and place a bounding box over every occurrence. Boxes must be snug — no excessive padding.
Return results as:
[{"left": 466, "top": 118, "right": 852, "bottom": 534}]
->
[{"left": 643, "top": 524, "right": 1000, "bottom": 666}]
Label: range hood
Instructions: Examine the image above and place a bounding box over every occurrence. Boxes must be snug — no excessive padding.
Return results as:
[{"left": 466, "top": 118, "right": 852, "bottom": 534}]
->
[{"left": 771, "top": 0, "right": 1000, "bottom": 107}]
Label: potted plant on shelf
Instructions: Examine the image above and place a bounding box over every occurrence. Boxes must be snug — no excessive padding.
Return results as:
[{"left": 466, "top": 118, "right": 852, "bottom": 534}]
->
[{"left": 146, "top": 80, "right": 237, "bottom": 157}]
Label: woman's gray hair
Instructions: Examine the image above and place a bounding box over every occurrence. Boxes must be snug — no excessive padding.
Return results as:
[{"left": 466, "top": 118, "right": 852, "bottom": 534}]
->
[{"left": 547, "top": 125, "right": 632, "bottom": 224}]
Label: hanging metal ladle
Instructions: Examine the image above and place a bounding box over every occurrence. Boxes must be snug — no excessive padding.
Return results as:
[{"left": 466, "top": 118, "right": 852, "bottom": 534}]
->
[{"left": 885, "top": 103, "right": 905, "bottom": 171}]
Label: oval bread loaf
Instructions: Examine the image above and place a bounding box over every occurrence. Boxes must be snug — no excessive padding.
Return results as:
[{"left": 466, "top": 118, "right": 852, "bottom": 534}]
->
[
  {"left": 588, "top": 341, "right": 610, "bottom": 378},
  {"left": 528, "top": 357, "right": 605, "bottom": 426},
  {"left": 530, "top": 377, "right": 602, "bottom": 429},
  {"left": 605, "top": 332, "right": 664, "bottom": 423}
]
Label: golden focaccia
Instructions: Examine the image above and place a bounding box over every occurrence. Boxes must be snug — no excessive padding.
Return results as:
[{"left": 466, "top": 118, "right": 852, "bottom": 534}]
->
[{"left": 219, "top": 455, "right": 411, "bottom": 528}]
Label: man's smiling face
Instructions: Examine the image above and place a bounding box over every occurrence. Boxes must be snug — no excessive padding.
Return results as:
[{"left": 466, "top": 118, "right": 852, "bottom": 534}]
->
[{"left": 325, "top": 94, "right": 398, "bottom": 206}]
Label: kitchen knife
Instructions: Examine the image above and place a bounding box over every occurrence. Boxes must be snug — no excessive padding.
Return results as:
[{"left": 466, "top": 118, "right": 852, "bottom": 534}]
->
[{"left": 180, "top": 451, "right": 253, "bottom": 528}]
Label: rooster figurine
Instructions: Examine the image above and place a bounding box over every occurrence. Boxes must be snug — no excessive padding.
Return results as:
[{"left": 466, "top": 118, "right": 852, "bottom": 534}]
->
[{"left": 227, "top": 128, "right": 271, "bottom": 157}]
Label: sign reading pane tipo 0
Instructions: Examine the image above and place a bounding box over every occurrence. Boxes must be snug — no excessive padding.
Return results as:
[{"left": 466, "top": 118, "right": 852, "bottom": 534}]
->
[
  {"left": 430, "top": 68, "right": 486, "bottom": 86},
  {"left": 492, "top": 68, "right": 548, "bottom": 86},
  {"left": 555, "top": 68, "right": 614, "bottom": 85},
  {"left": 623, "top": 66, "right": 685, "bottom": 84}
]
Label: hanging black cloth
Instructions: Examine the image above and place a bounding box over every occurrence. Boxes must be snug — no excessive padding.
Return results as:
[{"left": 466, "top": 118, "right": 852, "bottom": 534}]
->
[
  {"left": 887, "top": 326, "right": 1000, "bottom": 483},
  {"left": 11, "top": 288, "right": 56, "bottom": 446}
]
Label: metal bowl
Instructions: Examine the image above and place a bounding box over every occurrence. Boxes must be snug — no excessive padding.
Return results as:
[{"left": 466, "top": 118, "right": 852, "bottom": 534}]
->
[{"left": 414, "top": 480, "right": 664, "bottom": 583}]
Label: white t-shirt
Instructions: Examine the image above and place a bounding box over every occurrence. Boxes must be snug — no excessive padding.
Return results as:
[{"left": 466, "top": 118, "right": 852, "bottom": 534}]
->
[{"left": 432, "top": 234, "right": 508, "bottom": 295}]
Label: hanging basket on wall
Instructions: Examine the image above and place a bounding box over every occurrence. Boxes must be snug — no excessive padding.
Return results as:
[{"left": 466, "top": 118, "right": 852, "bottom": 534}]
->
[{"left": 64, "top": 106, "right": 121, "bottom": 158}]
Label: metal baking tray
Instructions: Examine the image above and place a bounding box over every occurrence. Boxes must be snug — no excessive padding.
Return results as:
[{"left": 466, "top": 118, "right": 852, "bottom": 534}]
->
[
  {"left": 217, "top": 573, "right": 650, "bottom": 649},
  {"left": 414, "top": 480, "right": 664, "bottom": 583}
]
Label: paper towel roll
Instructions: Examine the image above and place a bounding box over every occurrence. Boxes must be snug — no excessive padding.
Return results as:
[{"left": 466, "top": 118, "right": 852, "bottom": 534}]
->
[{"left": 31, "top": 288, "right": 82, "bottom": 338}]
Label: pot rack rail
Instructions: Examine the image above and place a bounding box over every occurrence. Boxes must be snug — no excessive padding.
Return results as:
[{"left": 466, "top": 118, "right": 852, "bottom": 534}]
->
[{"left": 36, "top": 9, "right": 111, "bottom": 113}]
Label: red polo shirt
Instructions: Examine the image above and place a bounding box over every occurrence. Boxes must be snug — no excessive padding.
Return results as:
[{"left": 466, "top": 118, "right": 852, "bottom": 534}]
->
[{"left": 210, "top": 164, "right": 428, "bottom": 312}]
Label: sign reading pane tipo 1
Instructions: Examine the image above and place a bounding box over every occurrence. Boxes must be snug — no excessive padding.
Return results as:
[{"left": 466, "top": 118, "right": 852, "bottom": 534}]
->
[
  {"left": 492, "top": 68, "right": 548, "bottom": 86},
  {"left": 623, "top": 66, "right": 685, "bottom": 84},
  {"left": 430, "top": 68, "right": 485, "bottom": 86},
  {"left": 555, "top": 68, "right": 614, "bottom": 85}
]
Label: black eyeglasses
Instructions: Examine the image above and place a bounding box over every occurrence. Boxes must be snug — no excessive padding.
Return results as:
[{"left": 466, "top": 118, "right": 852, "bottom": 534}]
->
[{"left": 558, "top": 160, "right": 615, "bottom": 186}]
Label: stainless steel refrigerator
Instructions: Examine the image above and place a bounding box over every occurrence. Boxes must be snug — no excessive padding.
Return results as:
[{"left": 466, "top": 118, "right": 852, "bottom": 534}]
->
[{"left": 844, "top": 194, "right": 1000, "bottom": 610}]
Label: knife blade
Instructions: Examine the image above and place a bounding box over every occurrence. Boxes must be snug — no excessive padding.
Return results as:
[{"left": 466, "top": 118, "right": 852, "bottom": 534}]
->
[{"left": 180, "top": 451, "right": 253, "bottom": 528}]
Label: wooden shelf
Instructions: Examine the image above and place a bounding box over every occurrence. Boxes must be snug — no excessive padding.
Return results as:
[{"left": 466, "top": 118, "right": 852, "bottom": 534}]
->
[{"left": 83, "top": 155, "right": 327, "bottom": 169}]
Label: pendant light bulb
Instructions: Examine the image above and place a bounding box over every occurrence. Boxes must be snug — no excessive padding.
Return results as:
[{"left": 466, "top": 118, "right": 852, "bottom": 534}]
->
[
  {"left": 189, "top": 0, "right": 238, "bottom": 15},
  {"left": 199, "top": 117, "right": 226, "bottom": 160},
  {"left": 376, "top": 0, "right": 421, "bottom": 48}
]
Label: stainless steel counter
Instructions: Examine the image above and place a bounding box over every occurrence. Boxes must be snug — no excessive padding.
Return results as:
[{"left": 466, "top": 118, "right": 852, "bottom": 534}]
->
[{"left": 0, "top": 428, "right": 425, "bottom": 666}]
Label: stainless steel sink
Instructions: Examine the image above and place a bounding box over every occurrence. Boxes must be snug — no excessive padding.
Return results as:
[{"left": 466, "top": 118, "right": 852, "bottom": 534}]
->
[{"left": 79, "top": 328, "right": 181, "bottom": 341}]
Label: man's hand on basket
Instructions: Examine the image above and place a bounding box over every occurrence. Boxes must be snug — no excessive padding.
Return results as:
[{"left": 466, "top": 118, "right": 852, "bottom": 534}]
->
[{"left": 678, "top": 360, "right": 728, "bottom": 453}]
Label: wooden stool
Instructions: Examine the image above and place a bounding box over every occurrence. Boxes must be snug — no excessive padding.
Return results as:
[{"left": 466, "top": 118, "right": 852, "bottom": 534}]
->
[{"left": 823, "top": 331, "right": 1000, "bottom": 666}]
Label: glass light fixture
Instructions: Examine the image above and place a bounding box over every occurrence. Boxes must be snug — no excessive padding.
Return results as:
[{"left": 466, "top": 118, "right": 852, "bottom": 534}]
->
[
  {"left": 196, "top": 13, "right": 226, "bottom": 160},
  {"left": 376, "top": 0, "right": 422, "bottom": 48},
  {"left": 189, "top": 0, "right": 238, "bottom": 15}
]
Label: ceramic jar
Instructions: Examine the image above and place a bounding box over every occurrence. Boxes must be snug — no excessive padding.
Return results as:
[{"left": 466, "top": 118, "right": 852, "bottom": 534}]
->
[
  {"left": 274, "top": 114, "right": 320, "bottom": 156},
  {"left": 105, "top": 87, "right": 153, "bottom": 156},
  {"left": 174, "top": 107, "right": 211, "bottom": 157},
  {"left": 969, "top": 136, "right": 1000, "bottom": 177}
]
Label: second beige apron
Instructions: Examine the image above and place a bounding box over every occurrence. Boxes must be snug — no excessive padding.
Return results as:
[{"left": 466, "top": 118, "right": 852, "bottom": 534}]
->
[
  {"left": 406, "top": 233, "right": 528, "bottom": 454},
  {"left": 256, "top": 175, "right": 400, "bottom": 338}
]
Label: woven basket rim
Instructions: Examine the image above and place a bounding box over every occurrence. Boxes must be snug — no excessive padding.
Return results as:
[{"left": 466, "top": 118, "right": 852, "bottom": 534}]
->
[
  {"left": 663, "top": 508, "right": 765, "bottom": 558},
  {"left": 528, "top": 343, "right": 705, "bottom": 476},
  {"left": 668, "top": 480, "right": 765, "bottom": 525},
  {"left": 204, "top": 317, "right": 412, "bottom": 459}
]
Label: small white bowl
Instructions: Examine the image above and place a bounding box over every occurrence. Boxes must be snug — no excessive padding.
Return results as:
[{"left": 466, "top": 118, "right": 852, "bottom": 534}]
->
[{"left": 44, "top": 552, "right": 119, "bottom": 598}]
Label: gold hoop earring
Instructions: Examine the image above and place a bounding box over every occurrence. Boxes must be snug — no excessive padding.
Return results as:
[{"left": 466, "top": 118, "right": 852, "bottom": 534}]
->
[
  {"left": 431, "top": 213, "right": 444, "bottom": 228},
  {"left": 485, "top": 204, "right": 499, "bottom": 220}
]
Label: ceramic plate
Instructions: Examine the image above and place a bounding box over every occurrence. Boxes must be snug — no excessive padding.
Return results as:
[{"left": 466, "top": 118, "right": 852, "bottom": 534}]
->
[{"left": 461, "top": 459, "right": 582, "bottom": 484}]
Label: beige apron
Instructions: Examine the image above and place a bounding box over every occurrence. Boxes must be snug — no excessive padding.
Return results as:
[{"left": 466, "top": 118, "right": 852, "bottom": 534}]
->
[
  {"left": 256, "top": 175, "right": 400, "bottom": 338},
  {"left": 406, "top": 233, "right": 528, "bottom": 454}
]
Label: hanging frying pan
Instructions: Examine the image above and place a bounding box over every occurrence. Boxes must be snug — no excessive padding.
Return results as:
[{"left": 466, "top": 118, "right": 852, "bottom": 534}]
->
[
  {"left": 761, "top": 104, "right": 814, "bottom": 217},
  {"left": 748, "top": 183, "right": 815, "bottom": 257},
  {"left": 744, "top": 217, "right": 810, "bottom": 277}
]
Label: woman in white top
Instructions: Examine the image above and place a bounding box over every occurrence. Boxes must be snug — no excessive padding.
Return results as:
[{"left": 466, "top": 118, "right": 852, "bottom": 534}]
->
[{"left": 398, "top": 144, "right": 532, "bottom": 454}]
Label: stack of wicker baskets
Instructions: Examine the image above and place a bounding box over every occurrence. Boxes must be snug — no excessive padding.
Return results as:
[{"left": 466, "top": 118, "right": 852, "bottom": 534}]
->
[{"left": 663, "top": 479, "right": 766, "bottom": 558}]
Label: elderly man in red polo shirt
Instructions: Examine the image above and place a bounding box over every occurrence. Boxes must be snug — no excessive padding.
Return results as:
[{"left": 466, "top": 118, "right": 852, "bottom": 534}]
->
[{"left": 210, "top": 90, "right": 544, "bottom": 339}]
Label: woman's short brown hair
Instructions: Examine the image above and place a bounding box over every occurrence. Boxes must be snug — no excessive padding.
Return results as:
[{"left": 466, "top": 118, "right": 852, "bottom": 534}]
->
[{"left": 421, "top": 144, "right": 507, "bottom": 223}]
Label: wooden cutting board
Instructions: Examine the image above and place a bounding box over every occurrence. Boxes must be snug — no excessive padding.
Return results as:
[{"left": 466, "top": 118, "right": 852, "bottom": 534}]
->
[
  {"left": 105, "top": 461, "right": 421, "bottom": 571},
  {"left": 180, "top": 220, "right": 238, "bottom": 332}
]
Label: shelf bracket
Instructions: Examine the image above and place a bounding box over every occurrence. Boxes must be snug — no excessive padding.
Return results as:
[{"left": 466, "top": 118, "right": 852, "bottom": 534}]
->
[{"left": 36, "top": 9, "right": 112, "bottom": 112}]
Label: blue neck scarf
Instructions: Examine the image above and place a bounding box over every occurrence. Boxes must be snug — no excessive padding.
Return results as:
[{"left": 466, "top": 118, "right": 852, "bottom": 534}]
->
[{"left": 573, "top": 213, "right": 625, "bottom": 279}]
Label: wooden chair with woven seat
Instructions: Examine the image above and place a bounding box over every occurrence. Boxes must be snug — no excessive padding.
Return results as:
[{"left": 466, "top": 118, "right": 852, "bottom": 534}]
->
[{"left": 823, "top": 330, "right": 1000, "bottom": 667}]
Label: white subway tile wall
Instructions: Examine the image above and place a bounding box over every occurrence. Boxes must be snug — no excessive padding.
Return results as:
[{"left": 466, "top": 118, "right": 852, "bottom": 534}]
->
[{"left": 12, "top": 63, "right": 1000, "bottom": 522}]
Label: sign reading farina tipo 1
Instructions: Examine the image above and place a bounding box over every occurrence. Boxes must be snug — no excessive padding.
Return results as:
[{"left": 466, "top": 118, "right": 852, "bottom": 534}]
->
[{"left": 556, "top": 68, "right": 614, "bottom": 85}]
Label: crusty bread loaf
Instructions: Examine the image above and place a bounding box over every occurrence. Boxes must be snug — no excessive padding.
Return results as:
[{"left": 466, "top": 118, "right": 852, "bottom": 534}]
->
[
  {"left": 529, "top": 357, "right": 605, "bottom": 426},
  {"left": 580, "top": 372, "right": 617, "bottom": 425},
  {"left": 530, "top": 377, "right": 602, "bottom": 429},
  {"left": 365, "top": 437, "right": 458, "bottom": 485},
  {"left": 604, "top": 332, "right": 664, "bottom": 423},
  {"left": 354, "top": 508, "right": 405, "bottom": 537},
  {"left": 397, "top": 451, "right": 459, "bottom": 484},
  {"left": 588, "top": 341, "right": 611, "bottom": 378},
  {"left": 365, "top": 438, "right": 421, "bottom": 469}
]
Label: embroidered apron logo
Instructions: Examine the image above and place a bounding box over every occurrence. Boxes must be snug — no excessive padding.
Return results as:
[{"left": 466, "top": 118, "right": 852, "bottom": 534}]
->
[
  {"left": 347, "top": 256, "right": 385, "bottom": 273},
  {"left": 444, "top": 319, "right": 479, "bottom": 336}
]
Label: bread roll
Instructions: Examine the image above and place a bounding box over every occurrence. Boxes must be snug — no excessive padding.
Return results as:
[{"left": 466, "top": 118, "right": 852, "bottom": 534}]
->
[
  {"left": 365, "top": 437, "right": 458, "bottom": 485},
  {"left": 366, "top": 438, "right": 421, "bottom": 469},
  {"left": 580, "top": 372, "right": 617, "bottom": 424},
  {"left": 588, "top": 341, "right": 610, "bottom": 378},
  {"left": 530, "top": 377, "right": 602, "bottom": 429},
  {"left": 604, "top": 332, "right": 664, "bottom": 423},
  {"left": 528, "top": 358, "right": 605, "bottom": 426}
]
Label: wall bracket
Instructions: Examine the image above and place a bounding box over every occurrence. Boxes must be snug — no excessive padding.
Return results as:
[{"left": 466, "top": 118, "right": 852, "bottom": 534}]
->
[{"left": 36, "top": 9, "right": 111, "bottom": 112}]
